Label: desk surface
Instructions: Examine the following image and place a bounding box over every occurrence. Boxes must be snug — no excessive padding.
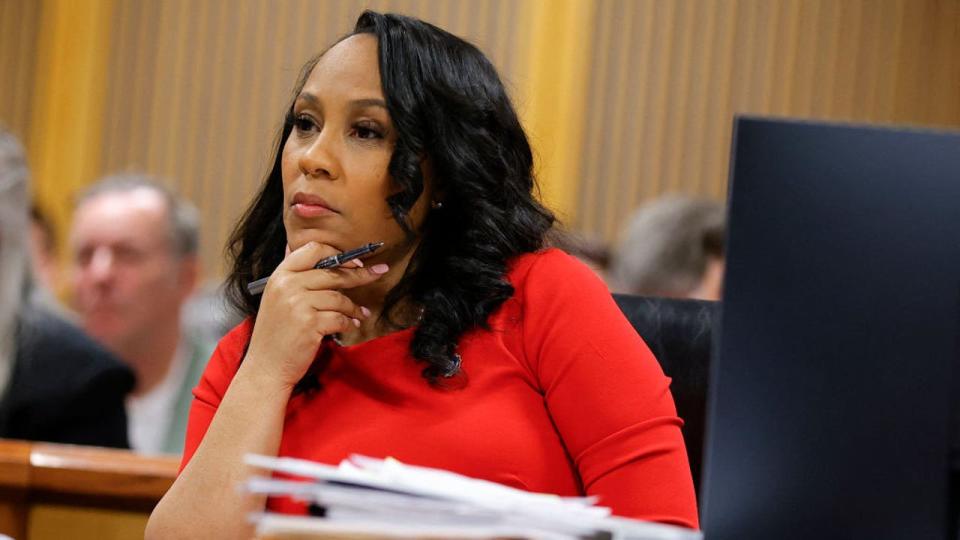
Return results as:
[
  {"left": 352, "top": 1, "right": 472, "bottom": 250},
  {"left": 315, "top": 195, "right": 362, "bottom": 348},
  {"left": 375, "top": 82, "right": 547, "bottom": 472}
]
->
[{"left": 0, "top": 439, "right": 178, "bottom": 539}]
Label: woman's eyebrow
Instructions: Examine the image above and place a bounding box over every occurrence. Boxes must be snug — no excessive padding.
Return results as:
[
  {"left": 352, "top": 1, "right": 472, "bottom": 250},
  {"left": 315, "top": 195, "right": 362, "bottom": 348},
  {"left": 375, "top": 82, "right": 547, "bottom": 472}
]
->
[
  {"left": 349, "top": 98, "right": 387, "bottom": 109},
  {"left": 295, "top": 93, "right": 387, "bottom": 113},
  {"left": 296, "top": 92, "right": 320, "bottom": 106}
]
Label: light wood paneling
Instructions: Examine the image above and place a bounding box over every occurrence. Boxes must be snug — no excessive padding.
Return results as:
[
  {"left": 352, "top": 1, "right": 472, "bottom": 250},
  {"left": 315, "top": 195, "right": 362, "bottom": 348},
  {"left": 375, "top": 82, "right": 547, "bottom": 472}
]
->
[
  {"left": 27, "top": 0, "right": 115, "bottom": 262},
  {"left": 8, "top": 0, "right": 959, "bottom": 277},
  {"left": 576, "top": 0, "right": 960, "bottom": 242},
  {"left": 516, "top": 0, "right": 597, "bottom": 222},
  {"left": 95, "top": 0, "right": 532, "bottom": 278},
  {"left": 0, "top": 0, "right": 41, "bottom": 149}
]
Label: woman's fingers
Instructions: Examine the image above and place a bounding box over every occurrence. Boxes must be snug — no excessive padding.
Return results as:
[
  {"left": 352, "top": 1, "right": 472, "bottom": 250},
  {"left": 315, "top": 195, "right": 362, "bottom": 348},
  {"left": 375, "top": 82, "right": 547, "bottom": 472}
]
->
[
  {"left": 244, "top": 244, "right": 384, "bottom": 389},
  {"left": 311, "top": 310, "right": 360, "bottom": 337},
  {"left": 298, "top": 262, "right": 390, "bottom": 292},
  {"left": 268, "top": 261, "right": 387, "bottom": 298},
  {"left": 267, "top": 243, "right": 385, "bottom": 296},
  {"left": 308, "top": 290, "right": 369, "bottom": 322},
  {"left": 342, "top": 257, "right": 363, "bottom": 269},
  {"left": 281, "top": 241, "right": 337, "bottom": 272},
  {"left": 279, "top": 242, "right": 374, "bottom": 274}
]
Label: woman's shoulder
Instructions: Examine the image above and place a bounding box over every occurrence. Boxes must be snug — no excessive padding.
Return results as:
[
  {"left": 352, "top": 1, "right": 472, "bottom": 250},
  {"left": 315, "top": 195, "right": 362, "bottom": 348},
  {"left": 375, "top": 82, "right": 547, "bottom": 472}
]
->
[
  {"left": 508, "top": 247, "right": 598, "bottom": 280},
  {"left": 507, "top": 248, "right": 609, "bottom": 300}
]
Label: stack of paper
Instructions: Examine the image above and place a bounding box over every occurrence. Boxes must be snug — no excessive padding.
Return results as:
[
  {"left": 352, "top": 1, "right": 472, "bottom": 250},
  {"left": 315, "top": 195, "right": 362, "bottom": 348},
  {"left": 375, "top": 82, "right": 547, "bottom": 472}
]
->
[{"left": 244, "top": 454, "right": 702, "bottom": 540}]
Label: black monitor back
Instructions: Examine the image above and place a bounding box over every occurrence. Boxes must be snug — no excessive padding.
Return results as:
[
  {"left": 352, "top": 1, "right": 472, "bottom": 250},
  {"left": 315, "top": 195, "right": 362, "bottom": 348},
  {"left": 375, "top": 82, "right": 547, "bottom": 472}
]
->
[{"left": 700, "top": 118, "right": 960, "bottom": 539}]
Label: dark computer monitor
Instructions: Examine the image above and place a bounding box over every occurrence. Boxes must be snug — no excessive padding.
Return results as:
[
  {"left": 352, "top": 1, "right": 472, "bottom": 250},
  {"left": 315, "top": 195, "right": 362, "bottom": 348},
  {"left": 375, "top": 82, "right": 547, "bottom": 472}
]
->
[{"left": 700, "top": 117, "right": 960, "bottom": 539}]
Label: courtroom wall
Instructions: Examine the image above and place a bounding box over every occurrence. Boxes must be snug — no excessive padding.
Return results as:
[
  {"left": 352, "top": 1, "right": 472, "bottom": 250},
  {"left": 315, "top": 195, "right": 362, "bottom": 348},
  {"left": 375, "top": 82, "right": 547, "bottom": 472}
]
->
[{"left": 3, "top": 0, "right": 958, "bottom": 279}]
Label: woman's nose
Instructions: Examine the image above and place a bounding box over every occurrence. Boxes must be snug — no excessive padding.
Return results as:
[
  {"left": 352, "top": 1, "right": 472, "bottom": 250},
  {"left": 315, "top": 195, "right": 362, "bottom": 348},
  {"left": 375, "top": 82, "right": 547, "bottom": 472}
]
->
[{"left": 298, "top": 130, "right": 340, "bottom": 180}]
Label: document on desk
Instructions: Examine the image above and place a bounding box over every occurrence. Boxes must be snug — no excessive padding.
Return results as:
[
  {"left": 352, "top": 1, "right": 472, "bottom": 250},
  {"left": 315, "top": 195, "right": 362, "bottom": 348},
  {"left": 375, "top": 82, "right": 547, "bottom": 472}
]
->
[{"left": 244, "top": 454, "right": 702, "bottom": 540}]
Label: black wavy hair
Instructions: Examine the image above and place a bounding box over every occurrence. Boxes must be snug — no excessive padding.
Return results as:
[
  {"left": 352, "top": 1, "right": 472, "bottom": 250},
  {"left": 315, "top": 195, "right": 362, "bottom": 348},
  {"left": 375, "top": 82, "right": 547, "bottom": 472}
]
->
[{"left": 225, "top": 11, "right": 555, "bottom": 383}]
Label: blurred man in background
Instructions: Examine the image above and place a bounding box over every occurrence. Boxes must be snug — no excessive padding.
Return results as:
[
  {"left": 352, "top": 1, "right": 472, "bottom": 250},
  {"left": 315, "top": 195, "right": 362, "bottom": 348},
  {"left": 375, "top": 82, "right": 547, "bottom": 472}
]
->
[
  {"left": 0, "top": 127, "right": 133, "bottom": 448},
  {"left": 610, "top": 195, "right": 726, "bottom": 301},
  {"left": 68, "top": 175, "right": 212, "bottom": 455}
]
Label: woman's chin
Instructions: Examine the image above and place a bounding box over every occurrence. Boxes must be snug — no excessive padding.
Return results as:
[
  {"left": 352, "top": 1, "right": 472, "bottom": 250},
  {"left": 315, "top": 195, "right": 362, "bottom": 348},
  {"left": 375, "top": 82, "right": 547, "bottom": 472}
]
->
[{"left": 286, "top": 232, "right": 344, "bottom": 253}]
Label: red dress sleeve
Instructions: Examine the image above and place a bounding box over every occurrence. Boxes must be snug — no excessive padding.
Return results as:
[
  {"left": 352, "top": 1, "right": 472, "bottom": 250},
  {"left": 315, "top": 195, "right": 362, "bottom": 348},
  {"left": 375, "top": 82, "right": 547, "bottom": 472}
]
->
[
  {"left": 180, "top": 318, "right": 253, "bottom": 471},
  {"left": 519, "top": 250, "right": 699, "bottom": 528}
]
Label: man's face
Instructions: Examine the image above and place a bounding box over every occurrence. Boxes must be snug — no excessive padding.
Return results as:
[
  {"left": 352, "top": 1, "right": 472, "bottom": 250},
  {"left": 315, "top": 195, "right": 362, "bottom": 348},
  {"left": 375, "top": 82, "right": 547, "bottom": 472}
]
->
[{"left": 69, "top": 188, "right": 193, "bottom": 352}]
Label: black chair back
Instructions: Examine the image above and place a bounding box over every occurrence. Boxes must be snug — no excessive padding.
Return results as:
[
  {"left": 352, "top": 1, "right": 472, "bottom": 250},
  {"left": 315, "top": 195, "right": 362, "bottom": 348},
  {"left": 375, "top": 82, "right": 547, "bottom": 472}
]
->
[{"left": 613, "top": 294, "right": 718, "bottom": 495}]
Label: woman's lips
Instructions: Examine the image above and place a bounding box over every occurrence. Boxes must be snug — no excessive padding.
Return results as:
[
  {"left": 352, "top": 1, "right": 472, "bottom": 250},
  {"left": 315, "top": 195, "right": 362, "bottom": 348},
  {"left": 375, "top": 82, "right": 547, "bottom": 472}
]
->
[
  {"left": 291, "top": 192, "right": 337, "bottom": 218},
  {"left": 292, "top": 203, "right": 336, "bottom": 218}
]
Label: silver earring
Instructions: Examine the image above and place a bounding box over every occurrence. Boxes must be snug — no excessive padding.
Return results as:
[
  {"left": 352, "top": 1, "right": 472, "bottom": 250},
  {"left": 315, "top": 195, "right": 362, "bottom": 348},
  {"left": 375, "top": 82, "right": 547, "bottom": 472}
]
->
[{"left": 431, "top": 200, "right": 444, "bottom": 209}]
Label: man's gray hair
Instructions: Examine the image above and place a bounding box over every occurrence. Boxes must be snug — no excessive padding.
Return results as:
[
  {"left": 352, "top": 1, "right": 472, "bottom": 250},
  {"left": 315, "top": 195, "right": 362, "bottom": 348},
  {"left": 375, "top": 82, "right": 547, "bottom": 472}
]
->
[
  {"left": 0, "top": 127, "right": 31, "bottom": 398},
  {"left": 611, "top": 195, "right": 725, "bottom": 296},
  {"left": 76, "top": 174, "right": 199, "bottom": 257}
]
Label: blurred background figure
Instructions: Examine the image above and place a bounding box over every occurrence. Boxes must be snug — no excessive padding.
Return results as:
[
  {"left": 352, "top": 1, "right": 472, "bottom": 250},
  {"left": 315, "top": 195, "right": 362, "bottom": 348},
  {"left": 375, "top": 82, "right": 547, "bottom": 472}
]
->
[
  {"left": 181, "top": 282, "right": 243, "bottom": 345},
  {"left": 29, "top": 204, "right": 59, "bottom": 295},
  {"left": 68, "top": 175, "right": 213, "bottom": 455},
  {"left": 0, "top": 127, "right": 133, "bottom": 448},
  {"left": 610, "top": 196, "right": 726, "bottom": 301}
]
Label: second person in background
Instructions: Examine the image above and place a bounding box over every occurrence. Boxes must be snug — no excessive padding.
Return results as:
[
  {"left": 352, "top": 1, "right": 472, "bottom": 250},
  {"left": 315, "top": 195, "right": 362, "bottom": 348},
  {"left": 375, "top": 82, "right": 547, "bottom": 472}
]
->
[{"left": 68, "top": 176, "right": 213, "bottom": 455}]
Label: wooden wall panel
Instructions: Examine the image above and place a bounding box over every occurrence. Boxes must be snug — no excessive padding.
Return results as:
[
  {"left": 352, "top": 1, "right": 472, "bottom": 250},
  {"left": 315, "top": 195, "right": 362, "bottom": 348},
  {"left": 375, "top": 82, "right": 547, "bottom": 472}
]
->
[
  {"left": 0, "top": 1, "right": 41, "bottom": 155},
  {"left": 95, "top": 0, "right": 530, "bottom": 278},
  {"left": 27, "top": 0, "right": 116, "bottom": 258},
  {"left": 575, "top": 0, "right": 960, "bottom": 242},
  {"left": 5, "top": 0, "right": 958, "bottom": 278}
]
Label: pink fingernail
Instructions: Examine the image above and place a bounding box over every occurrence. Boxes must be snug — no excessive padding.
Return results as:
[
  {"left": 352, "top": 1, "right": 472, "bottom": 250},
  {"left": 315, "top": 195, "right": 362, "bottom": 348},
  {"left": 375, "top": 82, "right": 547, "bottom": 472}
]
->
[
  {"left": 354, "top": 258, "right": 364, "bottom": 268},
  {"left": 352, "top": 318, "right": 361, "bottom": 327},
  {"left": 361, "top": 306, "right": 371, "bottom": 317},
  {"left": 371, "top": 264, "right": 389, "bottom": 274}
]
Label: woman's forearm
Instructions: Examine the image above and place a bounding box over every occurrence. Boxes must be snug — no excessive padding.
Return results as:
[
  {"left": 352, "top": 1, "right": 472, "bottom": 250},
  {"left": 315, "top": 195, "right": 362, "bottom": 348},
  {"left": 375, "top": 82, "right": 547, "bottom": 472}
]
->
[
  {"left": 148, "top": 244, "right": 386, "bottom": 539},
  {"left": 146, "top": 359, "right": 293, "bottom": 539}
]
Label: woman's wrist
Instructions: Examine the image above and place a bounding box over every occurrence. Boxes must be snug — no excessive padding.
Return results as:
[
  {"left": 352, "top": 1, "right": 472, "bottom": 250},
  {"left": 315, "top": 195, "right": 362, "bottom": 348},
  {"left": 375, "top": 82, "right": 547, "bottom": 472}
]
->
[{"left": 234, "top": 354, "right": 298, "bottom": 397}]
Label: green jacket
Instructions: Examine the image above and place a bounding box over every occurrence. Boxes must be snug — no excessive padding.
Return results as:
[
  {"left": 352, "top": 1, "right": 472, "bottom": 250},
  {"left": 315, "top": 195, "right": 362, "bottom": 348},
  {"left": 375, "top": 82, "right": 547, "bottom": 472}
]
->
[{"left": 161, "top": 335, "right": 216, "bottom": 456}]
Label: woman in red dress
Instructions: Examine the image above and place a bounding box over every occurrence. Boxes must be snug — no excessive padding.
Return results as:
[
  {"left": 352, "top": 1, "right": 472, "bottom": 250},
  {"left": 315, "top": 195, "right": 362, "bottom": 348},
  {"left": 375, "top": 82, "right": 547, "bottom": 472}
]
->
[{"left": 148, "top": 11, "right": 697, "bottom": 538}]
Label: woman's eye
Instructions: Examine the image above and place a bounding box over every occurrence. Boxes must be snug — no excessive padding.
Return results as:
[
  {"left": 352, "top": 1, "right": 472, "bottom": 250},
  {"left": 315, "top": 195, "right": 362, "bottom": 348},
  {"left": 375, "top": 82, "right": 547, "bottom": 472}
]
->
[
  {"left": 293, "top": 115, "right": 317, "bottom": 133},
  {"left": 353, "top": 122, "right": 384, "bottom": 140}
]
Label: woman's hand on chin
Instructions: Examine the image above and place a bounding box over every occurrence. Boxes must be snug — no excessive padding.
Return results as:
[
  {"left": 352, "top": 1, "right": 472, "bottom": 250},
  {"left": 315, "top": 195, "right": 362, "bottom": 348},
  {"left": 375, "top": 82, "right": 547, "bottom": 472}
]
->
[{"left": 243, "top": 241, "right": 388, "bottom": 390}]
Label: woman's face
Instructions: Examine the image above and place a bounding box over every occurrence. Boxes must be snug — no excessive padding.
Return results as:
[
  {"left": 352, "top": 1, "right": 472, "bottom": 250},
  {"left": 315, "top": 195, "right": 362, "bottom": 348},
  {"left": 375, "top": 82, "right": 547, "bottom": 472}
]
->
[{"left": 280, "top": 33, "right": 430, "bottom": 263}]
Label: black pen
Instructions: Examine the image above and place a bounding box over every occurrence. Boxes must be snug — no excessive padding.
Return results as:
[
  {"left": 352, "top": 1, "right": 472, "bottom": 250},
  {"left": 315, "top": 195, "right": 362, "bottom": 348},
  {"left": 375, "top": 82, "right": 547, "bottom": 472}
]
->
[{"left": 246, "top": 242, "right": 384, "bottom": 295}]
